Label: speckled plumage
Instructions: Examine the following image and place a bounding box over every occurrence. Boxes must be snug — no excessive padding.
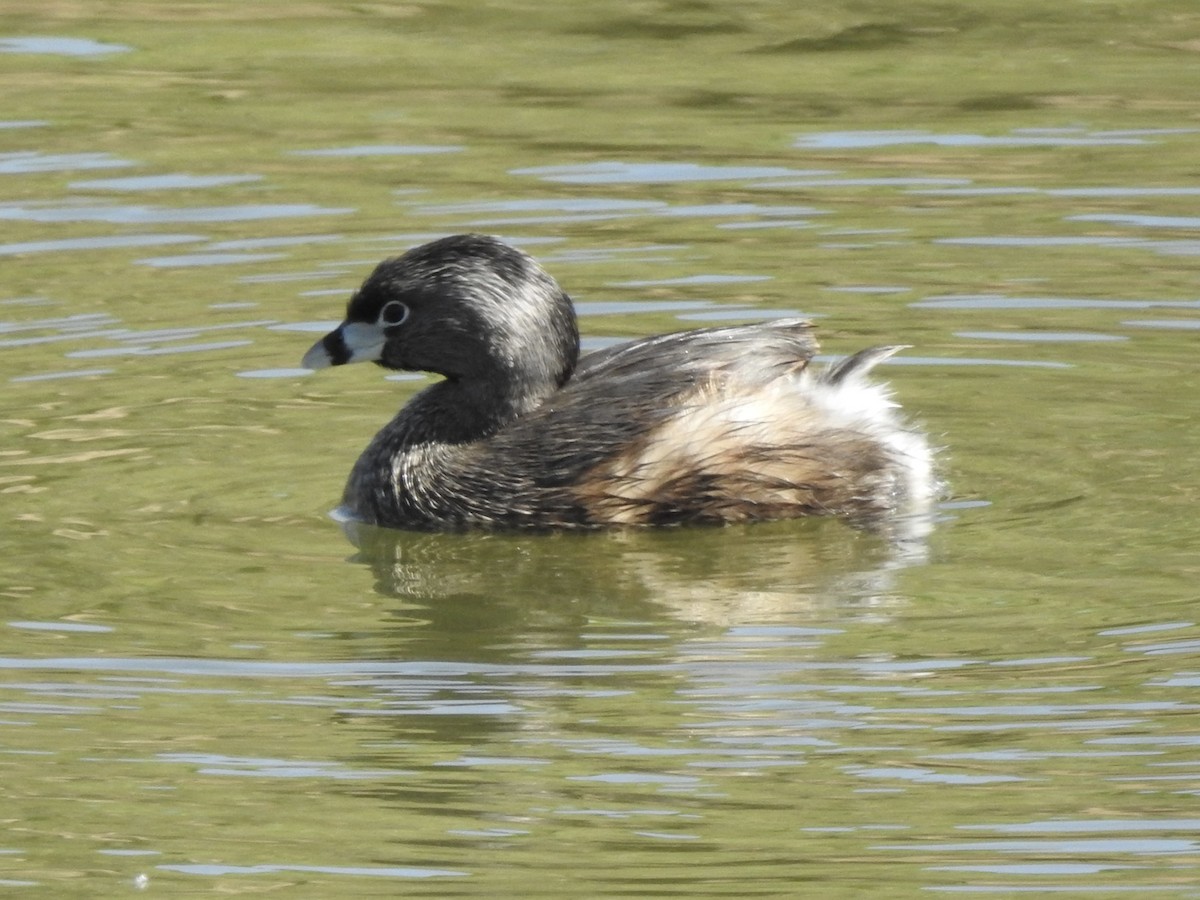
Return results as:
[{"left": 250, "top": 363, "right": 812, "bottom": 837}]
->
[{"left": 302, "top": 234, "right": 935, "bottom": 531}]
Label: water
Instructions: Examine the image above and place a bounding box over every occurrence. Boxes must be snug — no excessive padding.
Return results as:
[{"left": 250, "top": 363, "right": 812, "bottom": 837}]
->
[{"left": 2, "top": 3, "right": 1200, "bottom": 896}]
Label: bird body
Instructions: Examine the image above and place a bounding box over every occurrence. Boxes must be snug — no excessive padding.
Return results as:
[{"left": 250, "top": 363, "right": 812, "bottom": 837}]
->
[{"left": 302, "top": 234, "right": 934, "bottom": 531}]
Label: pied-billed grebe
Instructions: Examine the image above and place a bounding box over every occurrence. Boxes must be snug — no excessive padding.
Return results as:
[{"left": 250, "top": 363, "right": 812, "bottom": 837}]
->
[{"left": 301, "top": 233, "right": 934, "bottom": 531}]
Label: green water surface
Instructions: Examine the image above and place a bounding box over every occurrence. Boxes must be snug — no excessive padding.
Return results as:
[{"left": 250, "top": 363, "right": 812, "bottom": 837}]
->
[{"left": 1, "top": 2, "right": 1199, "bottom": 896}]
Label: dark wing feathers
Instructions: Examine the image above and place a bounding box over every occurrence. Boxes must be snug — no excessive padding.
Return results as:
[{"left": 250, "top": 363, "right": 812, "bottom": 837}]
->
[
  {"left": 465, "top": 318, "right": 819, "bottom": 489},
  {"left": 574, "top": 317, "right": 818, "bottom": 384}
]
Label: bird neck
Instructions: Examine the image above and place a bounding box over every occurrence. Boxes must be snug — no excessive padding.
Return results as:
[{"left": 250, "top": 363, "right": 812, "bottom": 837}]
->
[
  {"left": 342, "top": 376, "right": 547, "bottom": 529},
  {"left": 428, "top": 372, "right": 557, "bottom": 442}
]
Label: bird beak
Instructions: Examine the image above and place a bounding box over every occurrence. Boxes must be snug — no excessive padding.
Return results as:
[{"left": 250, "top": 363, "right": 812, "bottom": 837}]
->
[{"left": 301, "top": 321, "right": 386, "bottom": 370}]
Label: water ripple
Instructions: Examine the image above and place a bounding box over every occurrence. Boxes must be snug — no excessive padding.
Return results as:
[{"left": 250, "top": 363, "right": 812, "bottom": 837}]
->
[
  {"left": 290, "top": 144, "right": 463, "bottom": 157},
  {"left": 0, "top": 201, "right": 353, "bottom": 224},
  {"left": 1071, "top": 213, "right": 1200, "bottom": 228},
  {"left": 70, "top": 174, "right": 264, "bottom": 191},
  {"left": 0, "top": 152, "right": 134, "bottom": 174},
  {"left": 914, "top": 294, "right": 1200, "bottom": 311},
  {"left": 0, "top": 233, "right": 204, "bottom": 255},
  {"left": 0, "top": 36, "right": 131, "bottom": 56},
  {"left": 794, "top": 128, "right": 1150, "bottom": 150},
  {"left": 159, "top": 863, "right": 467, "bottom": 879},
  {"left": 512, "top": 161, "right": 833, "bottom": 184},
  {"left": 955, "top": 330, "right": 1127, "bottom": 343},
  {"left": 136, "top": 252, "right": 286, "bottom": 269}
]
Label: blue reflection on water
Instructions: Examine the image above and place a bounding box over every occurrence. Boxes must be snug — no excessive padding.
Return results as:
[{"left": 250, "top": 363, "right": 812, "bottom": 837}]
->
[
  {"left": 955, "top": 331, "right": 1127, "bottom": 343},
  {"left": 794, "top": 129, "right": 1151, "bottom": 150},
  {"left": 158, "top": 863, "right": 467, "bottom": 879},
  {"left": 0, "top": 202, "right": 353, "bottom": 224},
  {"left": 513, "top": 161, "right": 833, "bottom": 184},
  {"left": 0, "top": 151, "right": 134, "bottom": 174},
  {"left": 67, "top": 340, "right": 254, "bottom": 358},
  {"left": 609, "top": 274, "right": 772, "bottom": 287},
  {"left": 413, "top": 198, "right": 663, "bottom": 215},
  {"left": 290, "top": 145, "right": 463, "bottom": 157},
  {"left": 1123, "top": 318, "right": 1200, "bottom": 330},
  {"left": 875, "top": 837, "right": 1197, "bottom": 853},
  {"left": 10, "top": 368, "right": 113, "bottom": 382},
  {"left": 157, "top": 751, "right": 410, "bottom": 779},
  {"left": 9, "top": 621, "right": 114, "bottom": 633},
  {"left": 1071, "top": 213, "right": 1200, "bottom": 228},
  {"left": 136, "top": 252, "right": 286, "bottom": 269},
  {"left": 70, "top": 174, "right": 264, "bottom": 191},
  {"left": 914, "top": 294, "right": 1200, "bottom": 311},
  {"left": 0, "top": 36, "right": 131, "bottom": 56},
  {"left": 936, "top": 236, "right": 1143, "bottom": 247},
  {"left": 237, "top": 368, "right": 314, "bottom": 379},
  {"left": 0, "top": 233, "right": 203, "bottom": 255}
]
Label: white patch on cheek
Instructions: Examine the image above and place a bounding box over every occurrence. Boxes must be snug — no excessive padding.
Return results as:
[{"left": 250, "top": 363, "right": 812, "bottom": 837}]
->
[{"left": 341, "top": 321, "right": 386, "bottom": 362}]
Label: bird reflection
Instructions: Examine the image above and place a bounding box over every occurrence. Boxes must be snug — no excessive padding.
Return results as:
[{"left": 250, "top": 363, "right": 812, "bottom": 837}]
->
[{"left": 339, "top": 513, "right": 932, "bottom": 644}]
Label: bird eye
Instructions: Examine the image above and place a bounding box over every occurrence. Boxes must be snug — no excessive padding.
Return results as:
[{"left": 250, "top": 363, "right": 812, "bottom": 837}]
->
[{"left": 379, "top": 301, "right": 409, "bottom": 326}]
